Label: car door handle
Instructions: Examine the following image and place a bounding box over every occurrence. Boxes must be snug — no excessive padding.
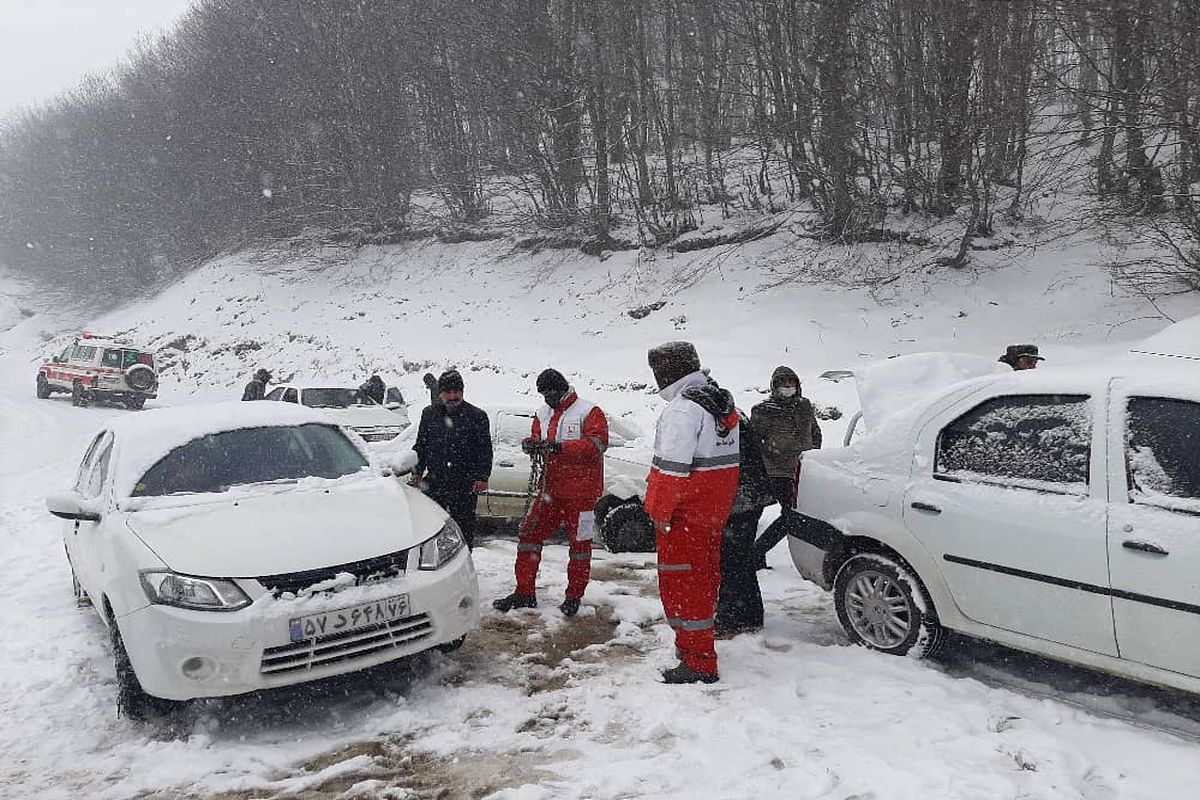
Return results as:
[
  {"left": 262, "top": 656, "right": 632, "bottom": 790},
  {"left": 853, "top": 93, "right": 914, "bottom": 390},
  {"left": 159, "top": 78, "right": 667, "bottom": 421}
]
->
[
  {"left": 497, "top": 460, "right": 514, "bottom": 468},
  {"left": 1122, "top": 540, "right": 1169, "bottom": 556},
  {"left": 910, "top": 501, "right": 942, "bottom": 514}
]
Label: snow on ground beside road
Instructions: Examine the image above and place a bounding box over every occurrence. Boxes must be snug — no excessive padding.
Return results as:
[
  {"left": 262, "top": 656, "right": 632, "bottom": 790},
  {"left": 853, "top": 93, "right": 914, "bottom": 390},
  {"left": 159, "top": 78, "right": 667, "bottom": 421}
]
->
[{"left": 1, "top": 229, "right": 1200, "bottom": 799}]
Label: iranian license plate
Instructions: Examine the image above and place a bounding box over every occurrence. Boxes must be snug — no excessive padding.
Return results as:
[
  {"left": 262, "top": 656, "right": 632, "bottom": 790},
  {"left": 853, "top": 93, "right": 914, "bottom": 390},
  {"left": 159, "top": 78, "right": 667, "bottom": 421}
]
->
[{"left": 289, "top": 594, "right": 410, "bottom": 643}]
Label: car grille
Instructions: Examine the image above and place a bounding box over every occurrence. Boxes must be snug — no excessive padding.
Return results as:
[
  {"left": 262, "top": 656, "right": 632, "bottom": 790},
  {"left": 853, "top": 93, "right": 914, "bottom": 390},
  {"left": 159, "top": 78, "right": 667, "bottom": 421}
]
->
[
  {"left": 354, "top": 427, "right": 402, "bottom": 442},
  {"left": 257, "top": 549, "right": 409, "bottom": 597},
  {"left": 260, "top": 613, "right": 434, "bottom": 676}
]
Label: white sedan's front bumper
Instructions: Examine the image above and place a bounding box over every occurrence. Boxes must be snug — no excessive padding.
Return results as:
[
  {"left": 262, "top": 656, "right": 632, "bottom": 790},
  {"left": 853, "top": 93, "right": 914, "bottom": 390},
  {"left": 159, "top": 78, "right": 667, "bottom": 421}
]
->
[{"left": 117, "top": 553, "right": 479, "bottom": 701}]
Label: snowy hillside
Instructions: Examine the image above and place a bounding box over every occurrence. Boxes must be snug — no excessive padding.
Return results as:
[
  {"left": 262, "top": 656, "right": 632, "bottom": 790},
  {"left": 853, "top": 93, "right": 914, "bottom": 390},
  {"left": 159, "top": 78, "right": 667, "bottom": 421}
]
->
[{"left": 2, "top": 229, "right": 1200, "bottom": 799}]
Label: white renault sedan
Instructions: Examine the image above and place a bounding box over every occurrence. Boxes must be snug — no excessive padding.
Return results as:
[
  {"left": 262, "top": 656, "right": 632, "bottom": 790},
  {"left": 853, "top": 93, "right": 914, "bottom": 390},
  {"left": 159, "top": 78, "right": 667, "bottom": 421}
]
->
[
  {"left": 49, "top": 402, "right": 478, "bottom": 719},
  {"left": 789, "top": 349, "right": 1200, "bottom": 696}
]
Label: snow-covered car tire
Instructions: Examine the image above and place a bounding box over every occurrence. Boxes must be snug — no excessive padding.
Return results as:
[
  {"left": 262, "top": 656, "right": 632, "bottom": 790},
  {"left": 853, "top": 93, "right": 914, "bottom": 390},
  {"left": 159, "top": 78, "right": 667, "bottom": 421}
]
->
[
  {"left": 111, "top": 620, "right": 174, "bottom": 721},
  {"left": 599, "top": 501, "right": 655, "bottom": 553},
  {"left": 124, "top": 364, "right": 156, "bottom": 392},
  {"left": 593, "top": 494, "right": 622, "bottom": 529},
  {"left": 36, "top": 373, "right": 51, "bottom": 399},
  {"left": 124, "top": 396, "right": 146, "bottom": 410},
  {"left": 833, "top": 553, "right": 942, "bottom": 658}
]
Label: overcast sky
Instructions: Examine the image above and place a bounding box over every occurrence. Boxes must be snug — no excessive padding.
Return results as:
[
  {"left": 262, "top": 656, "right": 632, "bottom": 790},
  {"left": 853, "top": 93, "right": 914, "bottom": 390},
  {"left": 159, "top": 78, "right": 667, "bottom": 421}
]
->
[{"left": 0, "top": 0, "right": 194, "bottom": 119}]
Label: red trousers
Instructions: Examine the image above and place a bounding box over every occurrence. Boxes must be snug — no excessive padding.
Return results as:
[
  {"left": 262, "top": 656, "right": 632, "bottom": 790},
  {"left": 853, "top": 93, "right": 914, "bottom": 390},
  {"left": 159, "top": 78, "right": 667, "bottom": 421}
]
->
[
  {"left": 516, "top": 498, "right": 596, "bottom": 600},
  {"left": 656, "top": 509, "right": 726, "bottom": 675}
]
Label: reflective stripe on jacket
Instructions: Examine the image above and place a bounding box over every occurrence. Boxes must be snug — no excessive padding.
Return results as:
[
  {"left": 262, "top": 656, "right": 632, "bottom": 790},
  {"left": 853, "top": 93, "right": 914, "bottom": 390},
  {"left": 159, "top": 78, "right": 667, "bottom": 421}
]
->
[{"left": 644, "top": 371, "right": 740, "bottom": 527}]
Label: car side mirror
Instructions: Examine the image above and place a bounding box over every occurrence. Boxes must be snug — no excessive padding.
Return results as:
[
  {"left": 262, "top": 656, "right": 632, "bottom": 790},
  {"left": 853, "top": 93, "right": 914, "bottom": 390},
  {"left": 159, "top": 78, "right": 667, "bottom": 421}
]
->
[
  {"left": 46, "top": 491, "right": 102, "bottom": 521},
  {"left": 378, "top": 450, "right": 419, "bottom": 477},
  {"left": 384, "top": 402, "right": 402, "bottom": 411},
  {"left": 52, "top": 355, "right": 64, "bottom": 364}
]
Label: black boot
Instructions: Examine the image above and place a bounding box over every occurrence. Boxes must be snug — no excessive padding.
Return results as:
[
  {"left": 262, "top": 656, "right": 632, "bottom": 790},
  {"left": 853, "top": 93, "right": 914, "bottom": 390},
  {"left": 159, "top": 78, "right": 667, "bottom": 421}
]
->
[
  {"left": 559, "top": 598, "right": 581, "bottom": 617},
  {"left": 660, "top": 662, "right": 719, "bottom": 684},
  {"left": 492, "top": 592, "right": 537, "bottom": 612}
]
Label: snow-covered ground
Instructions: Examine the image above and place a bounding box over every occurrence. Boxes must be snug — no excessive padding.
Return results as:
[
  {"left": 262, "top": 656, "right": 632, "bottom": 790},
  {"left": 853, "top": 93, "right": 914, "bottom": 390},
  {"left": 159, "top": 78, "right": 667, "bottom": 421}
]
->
[{"left": 2, "top": 228, "right": 1200, "bottom": 799}]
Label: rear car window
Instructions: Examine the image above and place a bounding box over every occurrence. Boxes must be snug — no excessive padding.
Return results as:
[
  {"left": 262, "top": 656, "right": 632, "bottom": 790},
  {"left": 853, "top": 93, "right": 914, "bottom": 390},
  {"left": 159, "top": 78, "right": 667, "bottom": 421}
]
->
[
  {"left": 935, "top": 394, "right": 1092, "bottom": 492},
  {"left": 132, "top": 424, "right": 368, "bottom": 497},
  {"left": 102, "top": 349, "right": 122, "bottom": 368},
  {"left": 1127, "top": 397, "right": 1200, "bottom": 509}
]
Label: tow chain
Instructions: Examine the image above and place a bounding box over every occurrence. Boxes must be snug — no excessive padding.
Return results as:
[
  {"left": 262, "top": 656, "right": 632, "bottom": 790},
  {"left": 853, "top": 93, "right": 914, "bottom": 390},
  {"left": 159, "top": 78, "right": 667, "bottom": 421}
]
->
[{"left": 523, "top": 449, "right": 547, "bottom": 519}]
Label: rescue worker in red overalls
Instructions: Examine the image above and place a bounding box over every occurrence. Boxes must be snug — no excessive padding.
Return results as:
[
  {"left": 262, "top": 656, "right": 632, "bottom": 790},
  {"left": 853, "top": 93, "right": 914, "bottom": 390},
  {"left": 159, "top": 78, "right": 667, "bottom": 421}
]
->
[
  {"left": 645, "top": 342, "right": 740, "bottom": 684},
  {"left": 493, "top": 368, "right": 609, "bottom": 617}
]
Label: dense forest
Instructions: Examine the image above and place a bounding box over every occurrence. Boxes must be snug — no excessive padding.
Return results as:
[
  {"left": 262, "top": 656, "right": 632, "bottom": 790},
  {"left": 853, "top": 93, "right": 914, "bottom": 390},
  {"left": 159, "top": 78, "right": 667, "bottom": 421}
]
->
[{"left": 1, "top": 0, "right": 1199, "bottom": 294}]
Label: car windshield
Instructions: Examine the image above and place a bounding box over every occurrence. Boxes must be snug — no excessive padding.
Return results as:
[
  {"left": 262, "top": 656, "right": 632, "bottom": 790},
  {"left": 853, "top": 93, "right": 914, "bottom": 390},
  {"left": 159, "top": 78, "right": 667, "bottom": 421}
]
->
[
  {"left": 131, "top": 424, "right": 368, "bottom": 497},
  {"left": 301, "top": 387, "right": 374, "bottom": 408}
]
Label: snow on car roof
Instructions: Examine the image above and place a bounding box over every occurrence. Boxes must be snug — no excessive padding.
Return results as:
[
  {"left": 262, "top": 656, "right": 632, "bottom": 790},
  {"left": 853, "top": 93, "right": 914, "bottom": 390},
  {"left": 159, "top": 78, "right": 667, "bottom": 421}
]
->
[
  {"left": 105, "top": 401, "right": 336, "bottom": 498},
  {"left": 1129, "top": 314, "right": 1200, "bottom": 362}
]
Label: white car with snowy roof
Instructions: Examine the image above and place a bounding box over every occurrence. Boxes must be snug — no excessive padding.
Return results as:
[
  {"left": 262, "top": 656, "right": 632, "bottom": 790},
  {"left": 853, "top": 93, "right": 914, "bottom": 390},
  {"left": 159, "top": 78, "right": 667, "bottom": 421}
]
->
[
  {"left": 265, "top": 382, "right": 410, "bottom": 443},
  {"left": 789, "top": 344, "right": 1200, "bottom": 696},
  {"left": 48, "top": 402, "right": 477, "bottom": 719}
]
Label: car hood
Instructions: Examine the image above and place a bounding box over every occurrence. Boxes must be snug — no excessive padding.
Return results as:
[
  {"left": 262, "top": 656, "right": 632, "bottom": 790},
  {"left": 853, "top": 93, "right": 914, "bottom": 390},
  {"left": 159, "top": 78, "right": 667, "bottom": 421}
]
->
[
  {"left": 316, "top": 406, "right": 406, "bottom": 428},
  {"left": 124, "top": 477, "right": 446, "bottom": 577},
  {"left": 854, "top": 351, "right": 1005, "bottom": 434}
]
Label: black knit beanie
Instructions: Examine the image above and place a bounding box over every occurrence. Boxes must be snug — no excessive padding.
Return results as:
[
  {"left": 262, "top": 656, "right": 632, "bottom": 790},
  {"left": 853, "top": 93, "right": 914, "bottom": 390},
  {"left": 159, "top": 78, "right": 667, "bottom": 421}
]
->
[
  {"left": 648, "top": 341, "right": 702, "bottom": 390},
  {"left": 536, "top": 368, "right": 570, "bottom": 394},
  {"left": 437, "top": 370, "right": 464, "bottom": 393}
]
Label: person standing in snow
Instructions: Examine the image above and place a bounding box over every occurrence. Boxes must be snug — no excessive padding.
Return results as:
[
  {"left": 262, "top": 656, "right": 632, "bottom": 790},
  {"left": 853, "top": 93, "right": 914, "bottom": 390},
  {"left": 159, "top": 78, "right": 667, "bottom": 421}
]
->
[
  {"left": 359, "top": 374, "right": 386, "bottom": 405},
  {"left": 998, "top": 344, "right": 1044, "bottom": 370},
  {"left": 493, "top": 368, "right": 608, "bottom": 617},
  {"left": 750, "top": 366, "right": 821, "bottom": 570},
  {"left": 716, "top": 408, "right": 775, "bottom": 636},
  {"left": 241, "top": 368, "right": 272, "bottom": 401},
  {"left": 409, "top": 370, "right": 492, "bottom": 548},
  {"left": 644, "top": 341, "right": 740, "bottom": 684}
]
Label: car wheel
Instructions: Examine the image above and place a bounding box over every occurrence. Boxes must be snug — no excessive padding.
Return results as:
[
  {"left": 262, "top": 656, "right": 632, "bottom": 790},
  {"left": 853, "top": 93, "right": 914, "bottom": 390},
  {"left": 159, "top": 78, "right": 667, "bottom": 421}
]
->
[
  {"left": 71, "top": 381, "right": 89, "bottom": 407},
  {"left": 833, "top": 553, "right": 942, "bottom": 658},
  {"left": 593, "top": 494, "right": 622, "bottom": 529},
  {"left": 124, "top": 396, "right": 146, "bottom": 410},
  {"left": 36, "top": 373, "right": 51, "bottom": 399},
  {"left": 124, "top": 364, "right": 156, "bottom": 392},
  {"left": 436, "top": 635, "right": 466, "bottom": 654},
  {"left": 600, "top": 501, "right": 655, "bottom": 553},
  {"left": 110, "top": 620, "right": 174, "bottom": 721}
]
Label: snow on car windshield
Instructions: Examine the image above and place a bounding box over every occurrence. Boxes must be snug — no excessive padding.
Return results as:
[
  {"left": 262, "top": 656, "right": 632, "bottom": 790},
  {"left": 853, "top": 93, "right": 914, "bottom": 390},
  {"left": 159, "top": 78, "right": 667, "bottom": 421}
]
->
[
  {"left": 131, "top": 424, "right": 367, "bottom": 496},
  {"left": 301, "top": 387, "right": 373, "bottom": 408}
]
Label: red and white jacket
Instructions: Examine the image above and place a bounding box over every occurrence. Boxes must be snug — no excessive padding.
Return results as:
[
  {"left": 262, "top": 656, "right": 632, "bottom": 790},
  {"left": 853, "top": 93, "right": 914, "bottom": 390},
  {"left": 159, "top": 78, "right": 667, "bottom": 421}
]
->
[
  {"left": 644, "top": 371, "right": 741, "bottom": 529},
  {"left": 529, "top": 391, "right": 608, "bottom": 502}
]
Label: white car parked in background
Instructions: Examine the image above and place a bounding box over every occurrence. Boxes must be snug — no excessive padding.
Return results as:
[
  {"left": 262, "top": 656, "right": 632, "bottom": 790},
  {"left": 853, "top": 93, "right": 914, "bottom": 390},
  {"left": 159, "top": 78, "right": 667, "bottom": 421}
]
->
[
  {"left": 49, "top": 402, "right": 477, "bottom": 719},
  {"left": 789, "top": 348, "right": 1200, "bottom": 696},
  {"left": 266, "top": 382, "right": 409, "bottom": 443}
]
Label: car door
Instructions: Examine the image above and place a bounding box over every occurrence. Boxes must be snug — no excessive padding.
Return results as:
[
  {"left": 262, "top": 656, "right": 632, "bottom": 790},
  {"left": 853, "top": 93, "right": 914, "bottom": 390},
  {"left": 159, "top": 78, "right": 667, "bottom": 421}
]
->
[
  {"left": 484, "top": 410, "right": 537, "bottom": 519},
  {"left": 1107, "top": 386, "right": 1200, "bottom": 677},
  {"left": 69, "top": 431, "right": 113, "bottom": 599},
  {"left": 904, "top": 392, "right": 1117, "bottom": 655}
]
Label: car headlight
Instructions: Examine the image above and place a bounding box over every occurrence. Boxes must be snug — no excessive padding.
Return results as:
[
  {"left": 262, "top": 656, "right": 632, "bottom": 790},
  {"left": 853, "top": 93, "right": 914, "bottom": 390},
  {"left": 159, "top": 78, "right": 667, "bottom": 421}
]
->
[
  {"left": 418, "top": 518, "right": 465, "bottom": 570},
  {"left": 139, "top": 570, "right": 251, "bottom": 611}
]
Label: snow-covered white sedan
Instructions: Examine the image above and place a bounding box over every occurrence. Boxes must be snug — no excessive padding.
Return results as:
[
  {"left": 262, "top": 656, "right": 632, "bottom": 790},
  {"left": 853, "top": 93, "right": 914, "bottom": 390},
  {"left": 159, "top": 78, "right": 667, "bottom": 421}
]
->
[
  {"left": 789, "top": 347, "right": 1200, "bottom": 696},
  {"left": 265, "top": 382, "right": 409, "bottom": 443},
  {"left": 48, "top": 402, "right": 478, "bottom": 719}
]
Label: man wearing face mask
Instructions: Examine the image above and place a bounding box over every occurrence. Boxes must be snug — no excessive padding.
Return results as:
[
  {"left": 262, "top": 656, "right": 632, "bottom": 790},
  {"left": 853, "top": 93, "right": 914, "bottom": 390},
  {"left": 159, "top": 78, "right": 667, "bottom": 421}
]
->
[
  {"left": 750, "top": 366, "right": 822, "bottom": 569},
  {"left": 409, "top": 370, "right": 492, "bottom": 548},
  {"left": 493, "top": 368, "right": 608, "bottom": 617}
]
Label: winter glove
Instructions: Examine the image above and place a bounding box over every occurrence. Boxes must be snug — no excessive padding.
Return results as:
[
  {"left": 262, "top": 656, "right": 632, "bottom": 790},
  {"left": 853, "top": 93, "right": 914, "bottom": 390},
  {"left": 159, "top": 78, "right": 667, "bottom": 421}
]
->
[
  {"left": 520, "top": 437, "right": 539, "bottom": 455},
  {"left": 539, "top": 441, "right": 563, "bottom": 455}
]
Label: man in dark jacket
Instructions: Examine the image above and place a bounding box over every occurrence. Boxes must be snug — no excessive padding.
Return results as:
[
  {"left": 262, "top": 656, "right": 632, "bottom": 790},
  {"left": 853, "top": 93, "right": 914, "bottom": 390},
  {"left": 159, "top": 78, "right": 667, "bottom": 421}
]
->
[
  {"left": 750, "top": 366, "right": 821, "bottom": 569},
  {"left": 409, "top": 370, "right": 492, "bottom": 548},
  {"left": 360, "top": 374, "right": 385, "bottom": 405},
  {"left": 242, "top": 368, "right": 271, "bottom": 401},
  {"left": 715, "top": 410, "right": 775, "bottom": 635}
]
